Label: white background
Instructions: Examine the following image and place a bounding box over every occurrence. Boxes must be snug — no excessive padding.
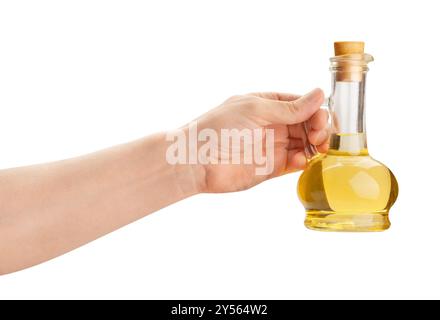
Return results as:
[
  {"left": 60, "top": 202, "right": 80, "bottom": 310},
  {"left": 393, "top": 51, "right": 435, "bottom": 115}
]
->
[{"left": 0, "top": 0, "right": 438, "bottom": 299}]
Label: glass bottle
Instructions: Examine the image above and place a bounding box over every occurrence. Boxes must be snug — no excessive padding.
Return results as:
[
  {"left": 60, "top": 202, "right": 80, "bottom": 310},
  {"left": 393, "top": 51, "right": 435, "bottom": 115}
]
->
[{"left": 297, "top": 42, "right": 398, "bottom": 232}]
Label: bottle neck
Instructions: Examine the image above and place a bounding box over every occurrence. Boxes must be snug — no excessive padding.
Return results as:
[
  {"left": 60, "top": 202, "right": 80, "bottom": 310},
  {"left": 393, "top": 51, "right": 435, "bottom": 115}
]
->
[{"left": 329, "top": 72, "right": 368, "bottom": 155}]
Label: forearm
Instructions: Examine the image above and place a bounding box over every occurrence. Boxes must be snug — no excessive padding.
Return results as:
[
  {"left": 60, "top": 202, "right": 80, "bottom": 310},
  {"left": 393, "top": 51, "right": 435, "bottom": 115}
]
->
[{"left": 0, "top": 132, "right": 203, "bottom": 274}]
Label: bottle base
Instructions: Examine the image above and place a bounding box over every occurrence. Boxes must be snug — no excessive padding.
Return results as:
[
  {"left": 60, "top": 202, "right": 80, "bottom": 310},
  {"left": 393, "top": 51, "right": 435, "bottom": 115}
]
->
[{"left": 305, "top": 210, "right": 390, "bottom": 232}]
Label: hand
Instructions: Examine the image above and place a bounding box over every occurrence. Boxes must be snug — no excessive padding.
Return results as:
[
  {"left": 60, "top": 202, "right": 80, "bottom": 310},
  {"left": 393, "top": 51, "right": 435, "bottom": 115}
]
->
[{"left": 188, "top": 88, "right": 329, "bottom": 193}]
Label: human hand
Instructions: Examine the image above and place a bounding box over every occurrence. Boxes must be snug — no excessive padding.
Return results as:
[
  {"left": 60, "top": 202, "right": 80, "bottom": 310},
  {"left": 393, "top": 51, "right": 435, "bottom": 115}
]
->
[{"left": 178, "top": 88, "right": 329, "bottom": 193}]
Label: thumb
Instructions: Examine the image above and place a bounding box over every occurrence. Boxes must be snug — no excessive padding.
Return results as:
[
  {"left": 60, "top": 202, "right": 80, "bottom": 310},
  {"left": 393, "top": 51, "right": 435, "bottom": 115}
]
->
[
  {"left": 286, "top": 88, "right": 325, "bottom": 124},
  {"left": 255, "top": 88, "right": 324, "bottom": 125}
]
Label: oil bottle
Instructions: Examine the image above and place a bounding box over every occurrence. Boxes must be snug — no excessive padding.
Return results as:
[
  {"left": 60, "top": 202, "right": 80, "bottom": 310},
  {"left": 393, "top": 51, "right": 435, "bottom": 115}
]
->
[{"left": 297, "top": 42, "right": 398, "bottom": 231}]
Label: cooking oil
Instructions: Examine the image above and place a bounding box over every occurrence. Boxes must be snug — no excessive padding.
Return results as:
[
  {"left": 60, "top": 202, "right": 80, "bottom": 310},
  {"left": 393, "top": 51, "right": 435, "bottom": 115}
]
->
[{"left": 297, "top": 133, "right": 398, "bottom": 231}]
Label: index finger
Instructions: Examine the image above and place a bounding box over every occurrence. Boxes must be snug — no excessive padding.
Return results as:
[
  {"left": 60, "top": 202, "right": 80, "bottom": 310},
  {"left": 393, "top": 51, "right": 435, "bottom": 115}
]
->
[{"left": 247, "top": 92, "right": 301, "bottom": 102}]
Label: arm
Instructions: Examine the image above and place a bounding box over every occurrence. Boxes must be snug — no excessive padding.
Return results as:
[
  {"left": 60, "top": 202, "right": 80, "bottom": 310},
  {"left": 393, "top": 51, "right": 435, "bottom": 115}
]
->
[
  {"left": 0, "top": 88, "right": 327, "bottom": 274},
  {"left": 0, "top": 133, "right": 204, "bottom": 274}
]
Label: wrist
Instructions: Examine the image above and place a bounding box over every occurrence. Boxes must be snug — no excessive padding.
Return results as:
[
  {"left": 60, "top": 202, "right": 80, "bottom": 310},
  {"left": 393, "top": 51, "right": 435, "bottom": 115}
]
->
[
  {"left": 174, "top": 162, "right": 206, "bottom": 196},
  {"left": 162, "top": 128, "right": 207, "bottom": 196}
]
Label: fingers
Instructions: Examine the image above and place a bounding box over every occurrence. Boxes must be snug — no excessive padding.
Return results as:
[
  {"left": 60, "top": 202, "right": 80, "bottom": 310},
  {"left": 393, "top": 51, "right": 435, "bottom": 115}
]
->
[
  {"left": 287, "top": 135, "right": 328, "bottom": 153},
  {"left": 249, "top": 88, "right": 324, "bottom": 125},
  {"left": 308, "top": 109, "right": 329, "bottom": 145},
  {"left": 285, "top": 88, "right": 324, "bottom": 124},
  {"left": 284, "top": 142, "right": 328, "bottom": 174},
  {"left": 308, "top": 128, "right": 329, "bottom": 145},
  {"left": 287, "top": 138, "right": 304, "bottom": 150},
  {"left": 287, "top": 122, "right": 329, "bottom": 147},
  {"left": 248, "top": 92, "right": 301, "bottom": 102},
  {"left": 286, "top": 149, "right": 307, "bottom": 171},
  {"left": 310, "top": 109, "right": 328, "bottom": 130},
  {"left": 317, "top": 142, "right": 329, "bottom": 153}
]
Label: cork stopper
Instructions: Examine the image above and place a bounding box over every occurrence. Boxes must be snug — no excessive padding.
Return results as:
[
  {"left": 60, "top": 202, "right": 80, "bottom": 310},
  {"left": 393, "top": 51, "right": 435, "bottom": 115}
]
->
[
  {"left": 334, "top": 41, "right": 364, "bottom": 56},
  {"left": 332, "top": 41, "right": 367, "bottom": 82}
]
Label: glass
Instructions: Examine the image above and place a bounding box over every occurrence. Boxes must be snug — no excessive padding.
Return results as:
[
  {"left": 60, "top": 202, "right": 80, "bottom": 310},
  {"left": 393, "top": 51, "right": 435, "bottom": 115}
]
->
[{"left": 297, "top": 51, "right": 398, "bottom": 232}]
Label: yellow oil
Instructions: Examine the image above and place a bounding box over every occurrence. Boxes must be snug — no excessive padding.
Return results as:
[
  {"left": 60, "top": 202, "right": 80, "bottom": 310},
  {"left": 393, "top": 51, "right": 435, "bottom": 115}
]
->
[{"left": 297, "top": 133, "right": 398, "bottom": 231}]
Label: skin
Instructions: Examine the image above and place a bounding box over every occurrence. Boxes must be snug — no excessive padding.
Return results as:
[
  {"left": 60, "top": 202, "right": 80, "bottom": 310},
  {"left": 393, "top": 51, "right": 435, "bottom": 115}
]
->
[{"left": 0, "top": 88, "right": 328, "bottom": 275}]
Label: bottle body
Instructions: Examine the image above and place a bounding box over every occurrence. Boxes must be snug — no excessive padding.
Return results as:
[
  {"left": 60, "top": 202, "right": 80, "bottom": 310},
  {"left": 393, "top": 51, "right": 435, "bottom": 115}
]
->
[{"left": 297, "top": 134, "right": 398, "bottom": 231}]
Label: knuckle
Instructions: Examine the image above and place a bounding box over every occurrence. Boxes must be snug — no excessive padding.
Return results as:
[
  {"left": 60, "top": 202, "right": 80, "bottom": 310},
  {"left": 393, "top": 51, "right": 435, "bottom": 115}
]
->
[
  {"left": 287, "top": 101, "right": 299, "bottom": 114},
  {"left": 224, "top": 94, "right": 241, "bottom": 103},
  {"left": 242, "top": 96, "right": 260, "bottom": 111}
]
